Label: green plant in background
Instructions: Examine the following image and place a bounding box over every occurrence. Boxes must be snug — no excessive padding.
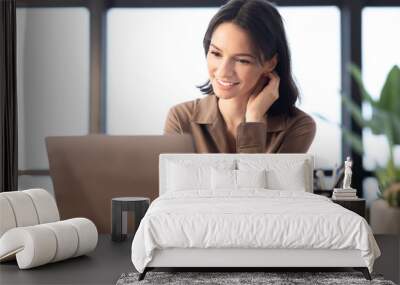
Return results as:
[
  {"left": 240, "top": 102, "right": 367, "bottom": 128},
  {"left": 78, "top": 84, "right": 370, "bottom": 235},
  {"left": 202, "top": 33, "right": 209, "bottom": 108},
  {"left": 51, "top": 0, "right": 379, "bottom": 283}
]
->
[
  {"left": 316, "top": 64, "right": 400, "bottom": 206},
  {"left": 339, "top": 64, "right": 400, "bottom": 207}
]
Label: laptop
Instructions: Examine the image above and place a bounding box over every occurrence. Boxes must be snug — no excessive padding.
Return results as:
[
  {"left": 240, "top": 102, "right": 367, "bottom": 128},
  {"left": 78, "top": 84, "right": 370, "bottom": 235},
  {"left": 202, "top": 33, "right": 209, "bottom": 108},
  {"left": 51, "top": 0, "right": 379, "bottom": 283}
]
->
[{"left": 46, "top": 134, "right": 194, "bottom": 233}]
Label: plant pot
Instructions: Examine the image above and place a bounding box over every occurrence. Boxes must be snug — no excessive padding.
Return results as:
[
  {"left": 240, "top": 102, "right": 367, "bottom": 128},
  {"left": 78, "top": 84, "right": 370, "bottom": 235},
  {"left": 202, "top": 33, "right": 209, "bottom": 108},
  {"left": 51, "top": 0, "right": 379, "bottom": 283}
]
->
[{"left": 370, "top": 199, "right": 400, "bottom": 235}]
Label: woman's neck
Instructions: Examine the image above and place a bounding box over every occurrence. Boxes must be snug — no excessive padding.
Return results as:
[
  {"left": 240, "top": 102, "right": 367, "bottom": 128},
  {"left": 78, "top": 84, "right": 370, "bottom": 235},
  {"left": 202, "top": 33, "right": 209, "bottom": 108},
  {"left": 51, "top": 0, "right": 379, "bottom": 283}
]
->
[{"left": 217, "top": 95, "right": 248, "bottom": 129}]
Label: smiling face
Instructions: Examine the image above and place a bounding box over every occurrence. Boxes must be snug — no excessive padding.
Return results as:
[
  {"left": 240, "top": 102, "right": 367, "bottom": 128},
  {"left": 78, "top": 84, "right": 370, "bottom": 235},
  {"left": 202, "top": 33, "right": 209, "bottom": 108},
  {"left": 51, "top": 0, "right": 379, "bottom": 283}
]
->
[{"left": 207, "top": 22, "right": 270, "bottom": 101}]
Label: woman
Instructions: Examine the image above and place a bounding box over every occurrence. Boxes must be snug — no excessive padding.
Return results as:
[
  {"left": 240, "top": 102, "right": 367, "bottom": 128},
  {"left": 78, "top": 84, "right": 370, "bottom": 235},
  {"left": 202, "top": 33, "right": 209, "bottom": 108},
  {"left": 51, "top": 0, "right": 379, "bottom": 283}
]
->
[{"left": 164, "top": 0, "right": 316, "bottom": 153}]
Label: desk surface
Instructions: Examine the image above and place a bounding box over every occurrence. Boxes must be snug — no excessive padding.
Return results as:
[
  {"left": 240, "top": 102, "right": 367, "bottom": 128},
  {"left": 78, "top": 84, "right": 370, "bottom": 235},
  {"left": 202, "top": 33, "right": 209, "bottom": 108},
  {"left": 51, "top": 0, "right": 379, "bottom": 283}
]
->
[{"left": 0, "top": 234, "right": 398, "bottom": 285}]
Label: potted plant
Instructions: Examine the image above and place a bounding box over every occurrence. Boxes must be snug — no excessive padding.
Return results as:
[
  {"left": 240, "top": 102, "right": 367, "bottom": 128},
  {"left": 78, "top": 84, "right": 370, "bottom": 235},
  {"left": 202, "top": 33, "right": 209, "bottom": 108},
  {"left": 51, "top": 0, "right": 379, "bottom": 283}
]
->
[{"left": 339, "top": 64, "right": 400, "bottom": 234}]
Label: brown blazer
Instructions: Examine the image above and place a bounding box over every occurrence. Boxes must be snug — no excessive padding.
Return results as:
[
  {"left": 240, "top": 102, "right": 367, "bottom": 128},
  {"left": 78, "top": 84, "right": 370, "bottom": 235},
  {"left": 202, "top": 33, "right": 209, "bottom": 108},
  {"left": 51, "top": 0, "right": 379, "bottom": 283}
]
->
[{"left": 164, "top": 95, "right": 316, "bottom": 153}]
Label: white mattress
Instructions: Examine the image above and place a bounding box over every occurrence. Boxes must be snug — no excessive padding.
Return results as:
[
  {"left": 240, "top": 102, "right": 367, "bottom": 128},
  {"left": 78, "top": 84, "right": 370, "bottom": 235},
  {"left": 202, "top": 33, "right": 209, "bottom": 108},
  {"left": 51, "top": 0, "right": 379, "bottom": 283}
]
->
[{"left": 131, "top": 190, "right": 380, "bottom": 273}]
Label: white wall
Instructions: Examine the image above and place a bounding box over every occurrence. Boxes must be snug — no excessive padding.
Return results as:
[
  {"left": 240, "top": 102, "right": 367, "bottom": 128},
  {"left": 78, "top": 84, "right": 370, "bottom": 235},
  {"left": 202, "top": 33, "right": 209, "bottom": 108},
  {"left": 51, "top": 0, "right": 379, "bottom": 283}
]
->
[
  {"left": 280, "top": 7, "right": 341, "bottom": 169},
  {"left": 17, "top": 8, "right": 90, "bottom": 170},
  {"left": 106, "top": 8, "right": 215, "bottom": 135},
  {"left": 17, "top": 8, "right": 90, "bottom": 193}
]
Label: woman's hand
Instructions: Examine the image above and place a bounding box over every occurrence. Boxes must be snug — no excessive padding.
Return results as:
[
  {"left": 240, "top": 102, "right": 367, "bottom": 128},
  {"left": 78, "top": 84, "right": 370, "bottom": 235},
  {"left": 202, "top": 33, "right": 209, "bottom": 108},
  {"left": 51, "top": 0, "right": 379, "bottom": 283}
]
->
[{"left": 245, "top": 72, "right": 280, "bottom": 122}]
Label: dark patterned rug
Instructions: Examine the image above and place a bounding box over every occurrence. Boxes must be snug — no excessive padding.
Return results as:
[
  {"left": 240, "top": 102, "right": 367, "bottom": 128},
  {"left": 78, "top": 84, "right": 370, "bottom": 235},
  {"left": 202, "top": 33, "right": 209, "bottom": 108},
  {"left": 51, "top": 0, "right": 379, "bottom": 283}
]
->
[{"left": 116, "top": 271, "right": 396, "bottom": 285}]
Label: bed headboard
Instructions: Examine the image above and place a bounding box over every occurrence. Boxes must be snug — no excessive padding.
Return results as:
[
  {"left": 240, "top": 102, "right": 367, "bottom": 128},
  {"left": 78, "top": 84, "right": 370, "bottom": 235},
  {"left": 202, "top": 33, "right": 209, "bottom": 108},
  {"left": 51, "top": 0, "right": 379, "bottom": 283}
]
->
[{"left": 159, "top": 153, "right": 314, "bottom": 195}]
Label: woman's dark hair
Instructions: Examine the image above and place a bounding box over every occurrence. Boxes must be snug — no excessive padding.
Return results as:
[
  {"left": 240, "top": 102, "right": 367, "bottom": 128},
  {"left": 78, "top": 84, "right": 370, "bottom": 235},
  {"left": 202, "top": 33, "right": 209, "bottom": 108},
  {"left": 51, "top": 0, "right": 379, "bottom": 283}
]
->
[{"left": 197, "top": 0, "right": 299, "bottom": 117}]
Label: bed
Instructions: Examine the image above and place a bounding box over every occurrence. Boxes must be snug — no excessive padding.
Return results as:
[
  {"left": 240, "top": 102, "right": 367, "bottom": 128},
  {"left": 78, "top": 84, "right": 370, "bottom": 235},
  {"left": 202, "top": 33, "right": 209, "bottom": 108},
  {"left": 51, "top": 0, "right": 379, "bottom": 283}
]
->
[{"left": 131, "top": 154, "right": 380, "bottom": 281}]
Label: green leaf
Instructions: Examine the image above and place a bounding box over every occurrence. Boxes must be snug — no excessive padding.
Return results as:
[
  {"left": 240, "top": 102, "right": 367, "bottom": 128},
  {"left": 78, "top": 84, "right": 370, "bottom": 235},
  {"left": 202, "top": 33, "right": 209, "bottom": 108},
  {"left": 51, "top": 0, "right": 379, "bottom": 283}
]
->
[
  {"left": 342, "top": 127, "right": 364, "bottom": 155},
  {"left": 349, "top": 64, "right": 400, "bottom": 145},
  {"left": 379, "top": 65, "right": 400, "bottom": 114},
  {"left": 370, "top": 108, "right": 400, "bottom": 146},
  {"left": 396, "top": 166, "right": 400, "bottom": 182},
  {"left": 375, "top": 66, "right": 400, "bottom": 145},
  {"left": 313, "top": 113, "right": 332, "bottom": 124},
  {"left": 390, "top": 113, "right": 400, "bottom": 145},
  {"left": 375, "top": 167, "right": 391, "bottom": 191},
  {"left": 313, "top": 112, "right": 364, "bottom": 155},
  {"left": 348, "top": 64, "right": 378, "bottom": 107},
  {"left": 341, "top": 95, "right": 382, "bottom": 134}
]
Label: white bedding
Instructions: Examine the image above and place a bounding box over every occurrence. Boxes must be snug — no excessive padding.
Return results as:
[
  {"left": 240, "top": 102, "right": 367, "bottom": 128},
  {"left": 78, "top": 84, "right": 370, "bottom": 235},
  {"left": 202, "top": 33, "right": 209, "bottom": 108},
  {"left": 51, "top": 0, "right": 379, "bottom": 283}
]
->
[{"left": 131, "top": 190, "right": 380, "bottom": 273}]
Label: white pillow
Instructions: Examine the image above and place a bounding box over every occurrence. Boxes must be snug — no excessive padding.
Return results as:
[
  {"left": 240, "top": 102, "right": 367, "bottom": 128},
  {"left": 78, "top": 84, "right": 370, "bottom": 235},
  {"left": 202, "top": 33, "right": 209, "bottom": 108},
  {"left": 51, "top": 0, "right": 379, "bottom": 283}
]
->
[
  {"left": 167, "top": 160, "right": 235, "bottom": 191},
  {"left": 237, "top": 169, "right": 267, "bottom": 189},
  {"left": 167, "top": 163, "right": 209, "bottom": 191},
  {"left": 211, "top": 168, "right": 236, "bottom": 190},
  {"left": 211, "top": 168, "right": 267, "bottom": 190},
  {"left": 238, "top": 159, "right": 308, "bottom": 191},
  {"left": 266, "top": 165, "right": 306, "bottom": 191}
]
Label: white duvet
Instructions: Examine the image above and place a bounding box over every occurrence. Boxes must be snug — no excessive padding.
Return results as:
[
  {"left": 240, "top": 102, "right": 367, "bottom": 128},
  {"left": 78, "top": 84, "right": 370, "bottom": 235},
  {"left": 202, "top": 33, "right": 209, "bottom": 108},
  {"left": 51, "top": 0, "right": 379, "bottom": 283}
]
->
[{"left": 131, "top": 190, "right": 380, "bottom": 273}]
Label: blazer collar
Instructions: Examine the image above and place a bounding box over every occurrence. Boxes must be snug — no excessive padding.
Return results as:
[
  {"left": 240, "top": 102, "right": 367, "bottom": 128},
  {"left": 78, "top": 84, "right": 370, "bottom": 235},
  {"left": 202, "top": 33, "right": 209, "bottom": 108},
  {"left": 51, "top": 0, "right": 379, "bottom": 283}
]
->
[
  {"left": 191, "top": 95, "right": 219, "bottom": 124},
  {"left": 191, "top": 95, "right": 286, "bottom": 132}
]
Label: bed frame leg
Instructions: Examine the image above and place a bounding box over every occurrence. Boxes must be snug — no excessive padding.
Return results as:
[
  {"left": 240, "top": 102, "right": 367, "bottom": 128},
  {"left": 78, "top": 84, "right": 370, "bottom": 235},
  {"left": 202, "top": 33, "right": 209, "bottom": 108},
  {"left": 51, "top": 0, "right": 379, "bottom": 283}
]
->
[
  {"left": 138, "top": 268, "right": 148, "bottom": 281},
  {"left": 354, "top": 267, "right": 371, "bottom": 280}
]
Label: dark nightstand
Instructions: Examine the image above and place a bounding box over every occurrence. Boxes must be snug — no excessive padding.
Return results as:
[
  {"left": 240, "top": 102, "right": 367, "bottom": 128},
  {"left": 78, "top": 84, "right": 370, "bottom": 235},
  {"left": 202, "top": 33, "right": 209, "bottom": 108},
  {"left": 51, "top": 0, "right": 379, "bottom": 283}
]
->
[
  {"left": 314, "top": 189, "right": 333, "bottom": 198},
  {"left": 331, "top": 198, "right": 366, "bottom": 218},
  {"left": 111, "top": 197, "right": 150, "bottom": 242}
]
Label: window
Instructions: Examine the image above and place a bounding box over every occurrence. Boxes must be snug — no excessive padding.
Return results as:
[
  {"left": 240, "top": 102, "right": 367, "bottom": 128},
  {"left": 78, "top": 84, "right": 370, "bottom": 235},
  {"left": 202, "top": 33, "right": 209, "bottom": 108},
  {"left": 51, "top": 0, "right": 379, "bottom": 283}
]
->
[
  {"left": 17, "top": 8, "right": 90, "bottom": 193},
  {"left": 106, "top": 8, "right": 217, "bottom": 135},
  {"left": 361, "top": 7, "right": 400, "bottom": 201},
  {"left": 362, "top": 7, "right": 400, "bottom": 171},
  {"left": 280, "top": 7, "right": 341, "bottom": 169}
]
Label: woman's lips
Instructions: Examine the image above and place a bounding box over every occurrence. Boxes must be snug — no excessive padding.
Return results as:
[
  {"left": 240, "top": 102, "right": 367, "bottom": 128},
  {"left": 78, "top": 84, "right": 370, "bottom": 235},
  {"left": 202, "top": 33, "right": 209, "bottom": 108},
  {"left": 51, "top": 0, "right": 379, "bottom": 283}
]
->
[{"left": 215, "top": 79, "right": 239, "bottom": 90}]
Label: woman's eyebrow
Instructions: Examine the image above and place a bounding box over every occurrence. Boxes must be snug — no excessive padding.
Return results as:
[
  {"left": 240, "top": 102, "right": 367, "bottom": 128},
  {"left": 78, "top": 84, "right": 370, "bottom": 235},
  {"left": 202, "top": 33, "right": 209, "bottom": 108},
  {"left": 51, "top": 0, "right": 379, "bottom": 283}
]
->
[{"left": 210, "top": 43, "right": 256, "bottom": 59}]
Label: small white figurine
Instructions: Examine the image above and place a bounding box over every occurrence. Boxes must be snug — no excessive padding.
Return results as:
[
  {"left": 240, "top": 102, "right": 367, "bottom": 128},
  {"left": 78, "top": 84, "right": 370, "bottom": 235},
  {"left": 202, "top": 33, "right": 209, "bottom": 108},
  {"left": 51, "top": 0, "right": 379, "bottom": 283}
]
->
[{"left": 342, "top": 156, "right": 353, "bottom": 189}]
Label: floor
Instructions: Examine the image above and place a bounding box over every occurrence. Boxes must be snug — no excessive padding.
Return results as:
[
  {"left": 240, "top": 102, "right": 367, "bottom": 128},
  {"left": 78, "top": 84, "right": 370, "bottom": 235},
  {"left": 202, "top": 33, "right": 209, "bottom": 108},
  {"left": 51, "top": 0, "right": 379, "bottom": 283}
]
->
[
  {"left": 0, "top": 235, "right": 133, "bottom": 285},
  {"left": 0, "top": 234, "right": 399, "bottom": 285}
]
